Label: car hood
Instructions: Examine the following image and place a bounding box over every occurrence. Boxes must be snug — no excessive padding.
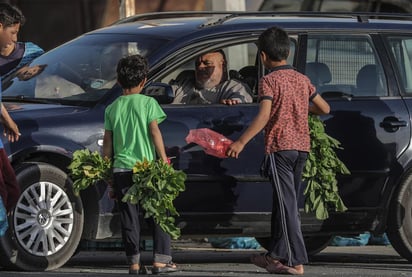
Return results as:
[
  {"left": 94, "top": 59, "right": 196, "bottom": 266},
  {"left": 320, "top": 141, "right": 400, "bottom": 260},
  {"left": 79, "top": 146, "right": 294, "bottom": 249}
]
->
[{"left": 5, "top": 102, "right": 90, "bottom": 120}]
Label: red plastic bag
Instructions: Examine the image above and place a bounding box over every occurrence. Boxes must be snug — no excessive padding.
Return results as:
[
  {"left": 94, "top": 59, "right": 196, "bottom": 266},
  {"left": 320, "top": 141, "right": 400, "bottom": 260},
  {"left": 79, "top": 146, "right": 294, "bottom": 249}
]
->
[{"left": 185, "top": 128, "right": 233, "bottom": 158}]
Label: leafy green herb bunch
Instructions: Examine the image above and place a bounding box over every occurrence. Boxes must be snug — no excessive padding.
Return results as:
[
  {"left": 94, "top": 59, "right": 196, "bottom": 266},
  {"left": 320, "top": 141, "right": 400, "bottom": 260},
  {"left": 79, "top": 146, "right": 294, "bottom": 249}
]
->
[
  {"left": 122, "top": 158, "right": 186, "bottom": 240},
  {"left": 68, "top": 149, "right": 112, "bottom": 196},
  {"left": 68, "top": 151, "right": 186, "bottom": 239},
  {"left": 302, "top": 115, "right": 349, "bottom": 220}
]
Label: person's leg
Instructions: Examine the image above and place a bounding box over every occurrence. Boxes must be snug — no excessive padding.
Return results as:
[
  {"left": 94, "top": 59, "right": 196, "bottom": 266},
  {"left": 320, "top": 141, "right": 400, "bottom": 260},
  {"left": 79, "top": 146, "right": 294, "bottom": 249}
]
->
[
  {"left": 293, "top": 151, "right": 308, "bottom": 209},
  {"left": 0, "top": 151, "right": 7, "bottom": 210},
  {"left": 267, "top": 151, "right": 308, "bottom": 267},
  {"left": 0, "top": 149, "right": 20, "bottom": 212},
  {"left": 150, "top": 217, "right": 172, "bottom": 262},
  {"left": 113, "top": 171, "right": 141, "bottom": 269},
  {"left": 148, "top": 217, "right": 178, "bottom": 273}
]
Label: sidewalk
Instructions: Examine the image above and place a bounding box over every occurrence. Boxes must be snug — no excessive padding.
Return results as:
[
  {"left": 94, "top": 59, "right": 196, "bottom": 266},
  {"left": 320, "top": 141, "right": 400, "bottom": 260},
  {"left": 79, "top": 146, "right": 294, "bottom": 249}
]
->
[
  {"left": 172, "top": 238, "right": 402, "bottom": 258},
  {"left": 171, "top": 238, "right": 405, "bottom": 263}
]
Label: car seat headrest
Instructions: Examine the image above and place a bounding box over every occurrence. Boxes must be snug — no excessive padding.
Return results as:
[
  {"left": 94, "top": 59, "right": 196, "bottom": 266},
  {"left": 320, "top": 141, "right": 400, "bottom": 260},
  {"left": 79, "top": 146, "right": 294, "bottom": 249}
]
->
[{"left": 305, "top": 62, "right": 332, "bottom": 86}]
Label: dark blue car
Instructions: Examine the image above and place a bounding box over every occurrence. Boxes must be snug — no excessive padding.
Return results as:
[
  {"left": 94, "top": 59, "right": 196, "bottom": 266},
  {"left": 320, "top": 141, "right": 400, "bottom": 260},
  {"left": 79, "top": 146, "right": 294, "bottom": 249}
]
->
[{"left": 1, "top": 12, "right": 412, "bottom": 271}]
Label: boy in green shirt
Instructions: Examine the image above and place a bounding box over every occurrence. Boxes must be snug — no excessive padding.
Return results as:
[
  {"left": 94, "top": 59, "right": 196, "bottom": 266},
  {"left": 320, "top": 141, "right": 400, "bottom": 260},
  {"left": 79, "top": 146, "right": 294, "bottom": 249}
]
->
[{"left": 103, "top": 54, "right": 177, "bottom": 275}]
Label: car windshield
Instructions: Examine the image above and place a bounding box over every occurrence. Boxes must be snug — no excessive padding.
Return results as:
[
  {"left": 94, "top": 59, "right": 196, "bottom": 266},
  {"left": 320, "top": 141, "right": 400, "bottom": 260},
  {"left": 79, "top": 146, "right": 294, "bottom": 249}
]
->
[{"left": 2, "top": 34, "right": 167, "bottom": 105}]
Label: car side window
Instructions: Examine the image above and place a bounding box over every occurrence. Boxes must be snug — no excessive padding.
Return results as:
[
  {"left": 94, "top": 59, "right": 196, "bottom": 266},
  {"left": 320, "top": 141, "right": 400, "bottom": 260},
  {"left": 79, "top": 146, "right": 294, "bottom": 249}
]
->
[
  {"left": 305, "top": 35, "right": 388, "bottom": 97},
  {"left": 387, "top": 36, "right": 412, "bottom": 95},
  {"left": 226, "top": 43, "right": 259, "bottom": 96},
  {"left": 161, "top": 42, "right": 259, "bottom": 103}
]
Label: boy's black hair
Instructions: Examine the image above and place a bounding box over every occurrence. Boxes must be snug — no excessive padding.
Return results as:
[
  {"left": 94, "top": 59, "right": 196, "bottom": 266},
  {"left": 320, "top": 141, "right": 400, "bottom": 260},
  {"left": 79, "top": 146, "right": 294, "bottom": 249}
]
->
[
  {"left": 116, "top": 54, "right": 148, "bottom": 90},
  {"left": 0, "top": 3, "right": 25, "bottom": 27},
  {"left": 258, "top": 26, "right": 290, "bottom": 62}
]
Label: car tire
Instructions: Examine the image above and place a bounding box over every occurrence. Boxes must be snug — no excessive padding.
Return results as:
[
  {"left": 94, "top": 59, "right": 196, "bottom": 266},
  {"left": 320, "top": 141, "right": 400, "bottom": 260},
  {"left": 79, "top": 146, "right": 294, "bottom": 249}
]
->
[
  {"left": 256, "top": 235, "right": 332, "bottom": 256},
  {"left": 387, "top": 170, "right": 412, "bottom": 262},
  {"left": 0, "top": 162, "right": 84, "bottom": 271}
]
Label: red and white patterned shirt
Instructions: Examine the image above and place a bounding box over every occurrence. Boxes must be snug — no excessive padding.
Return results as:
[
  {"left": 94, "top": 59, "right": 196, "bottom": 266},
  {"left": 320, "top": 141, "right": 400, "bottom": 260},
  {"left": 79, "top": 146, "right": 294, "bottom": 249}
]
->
[{"left": 258, "top": 65, "right": 316, "bottom": 154}]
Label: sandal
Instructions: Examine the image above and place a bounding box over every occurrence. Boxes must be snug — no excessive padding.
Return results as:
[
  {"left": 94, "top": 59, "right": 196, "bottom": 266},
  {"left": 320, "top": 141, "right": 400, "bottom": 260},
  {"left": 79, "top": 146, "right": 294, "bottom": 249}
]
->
[
  {"left": 152, "top": 262, "right": 178, "bottom": 274},
  {"left": 266, "top": 263, "right": 304, "bottom": 275},
  {"left": 250, "top": 253, "right": 280, "bottom": 269}
]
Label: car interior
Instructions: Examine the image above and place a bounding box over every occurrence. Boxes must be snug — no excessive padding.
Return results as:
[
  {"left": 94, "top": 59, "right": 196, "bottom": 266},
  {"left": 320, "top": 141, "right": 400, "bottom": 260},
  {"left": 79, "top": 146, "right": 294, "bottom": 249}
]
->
[
  {"left": 160, "top": 34, "right": 389, "bottom": 103},
  {"left": 305, "top": 35, "right": 388, "bottom": 98}
]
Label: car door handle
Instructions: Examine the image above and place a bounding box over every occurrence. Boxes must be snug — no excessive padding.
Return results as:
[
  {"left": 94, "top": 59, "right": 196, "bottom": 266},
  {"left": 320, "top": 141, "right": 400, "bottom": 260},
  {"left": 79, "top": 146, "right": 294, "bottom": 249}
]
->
[
  {"left": 380, "top": 117, "right": 407, "bottom": 131},
  {"left": 386, "top": 121, "right": 407, "bottom": 127}
]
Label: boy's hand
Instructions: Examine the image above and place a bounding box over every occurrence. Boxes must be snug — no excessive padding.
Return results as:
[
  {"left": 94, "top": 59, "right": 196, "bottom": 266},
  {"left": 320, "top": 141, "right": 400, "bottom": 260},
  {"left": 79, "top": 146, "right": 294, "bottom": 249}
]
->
[
  {"left": 164, "top": 156, "right": 175, "bottom": 165},
  {"left": 226, "top": 141, "right": 245, "bottom": 159},
  {"left": 3, "top": 122, "right": 20, "bottom": 143}
]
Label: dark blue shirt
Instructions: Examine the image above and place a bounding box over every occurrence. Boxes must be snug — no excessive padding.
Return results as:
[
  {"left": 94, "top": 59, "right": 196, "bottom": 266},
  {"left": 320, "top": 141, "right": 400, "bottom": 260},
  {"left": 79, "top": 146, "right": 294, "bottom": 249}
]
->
[{"left": 0, "top": 43, "right": 24, "bottom": 76}]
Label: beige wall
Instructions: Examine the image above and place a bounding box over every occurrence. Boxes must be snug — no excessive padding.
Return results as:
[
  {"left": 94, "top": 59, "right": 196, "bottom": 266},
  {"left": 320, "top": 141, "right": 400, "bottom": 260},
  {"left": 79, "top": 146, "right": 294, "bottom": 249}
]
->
[{"left": 9, "top": 0, "right": 205, "bottom": 51}]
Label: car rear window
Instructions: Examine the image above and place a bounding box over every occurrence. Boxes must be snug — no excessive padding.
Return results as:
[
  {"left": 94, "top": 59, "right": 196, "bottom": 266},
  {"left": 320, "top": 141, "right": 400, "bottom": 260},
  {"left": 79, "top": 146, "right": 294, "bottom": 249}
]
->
[{"left": 305, "top": 34, "right": 387, "bottom": 97}]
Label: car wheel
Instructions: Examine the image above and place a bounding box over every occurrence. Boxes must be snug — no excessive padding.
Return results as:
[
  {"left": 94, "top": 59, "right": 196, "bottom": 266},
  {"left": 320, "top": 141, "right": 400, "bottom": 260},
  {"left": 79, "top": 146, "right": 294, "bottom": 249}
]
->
[
  {"left": 255, "top": 235, "right": 332, "bottom": 256},
  {"left": 0, "top": 162, "right": 84, "bottom": 271},
  {"left": 387, "top": 170, "right": 412, "bottom": 262}
]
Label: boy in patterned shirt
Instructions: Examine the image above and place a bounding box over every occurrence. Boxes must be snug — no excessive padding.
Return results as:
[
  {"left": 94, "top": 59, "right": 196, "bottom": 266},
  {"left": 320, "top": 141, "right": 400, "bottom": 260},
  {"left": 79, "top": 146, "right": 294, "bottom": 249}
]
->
[{"left": 227, "top": 26, "right": 330, "bottom": 275}]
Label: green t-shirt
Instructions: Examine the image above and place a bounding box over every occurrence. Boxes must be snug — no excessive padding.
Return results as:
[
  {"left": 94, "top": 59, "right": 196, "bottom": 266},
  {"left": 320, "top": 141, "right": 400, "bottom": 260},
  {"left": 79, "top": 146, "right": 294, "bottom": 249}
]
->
[{"left": 104, "top": 94, "right": 166, "bottom": 169}]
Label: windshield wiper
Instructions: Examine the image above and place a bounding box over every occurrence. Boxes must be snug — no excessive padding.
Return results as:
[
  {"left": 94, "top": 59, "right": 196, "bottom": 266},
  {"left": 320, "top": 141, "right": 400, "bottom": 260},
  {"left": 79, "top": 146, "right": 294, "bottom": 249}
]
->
[{"left": 2, "top": 95, "right": 59, "bottom": 104}]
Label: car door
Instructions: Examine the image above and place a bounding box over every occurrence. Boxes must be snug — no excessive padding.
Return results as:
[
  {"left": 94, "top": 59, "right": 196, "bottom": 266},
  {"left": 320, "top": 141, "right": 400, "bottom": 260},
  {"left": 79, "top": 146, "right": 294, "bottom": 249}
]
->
[
  {"left": 302, "top": 33, "right": 410, "bottom": 213},
  {"left": 150, "top": 40, "right": 279, "bottom": 235}
]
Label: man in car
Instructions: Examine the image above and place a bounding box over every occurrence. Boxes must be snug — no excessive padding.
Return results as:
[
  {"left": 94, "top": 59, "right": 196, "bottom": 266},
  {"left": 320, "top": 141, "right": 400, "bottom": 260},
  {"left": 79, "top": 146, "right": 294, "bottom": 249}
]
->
[{"left": 171, "top": 50, "right": 253, "bottom": 105}]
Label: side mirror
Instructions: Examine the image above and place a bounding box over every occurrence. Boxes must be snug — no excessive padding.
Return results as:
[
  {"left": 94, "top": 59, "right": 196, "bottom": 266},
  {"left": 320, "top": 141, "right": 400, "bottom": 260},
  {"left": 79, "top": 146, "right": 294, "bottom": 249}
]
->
[{"left": 144, "top": 82, "right": 174, "bottom": 104}]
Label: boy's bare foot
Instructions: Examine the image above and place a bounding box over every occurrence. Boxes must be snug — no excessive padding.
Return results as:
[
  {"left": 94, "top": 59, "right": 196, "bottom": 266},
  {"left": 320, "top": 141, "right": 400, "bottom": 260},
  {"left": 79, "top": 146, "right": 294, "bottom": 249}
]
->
[
  {"left": 250, "top": 253, "right": 280, "bottom": 269},
  {"left": 266, "top": 263, "right": 304, "bottom": 275}
]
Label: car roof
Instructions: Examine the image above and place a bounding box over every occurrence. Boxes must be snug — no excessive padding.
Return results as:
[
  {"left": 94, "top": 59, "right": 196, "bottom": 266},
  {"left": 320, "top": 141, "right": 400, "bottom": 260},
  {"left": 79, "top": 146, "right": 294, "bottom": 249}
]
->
[{"left": 90, "top": 11, "right": 412, "bottom": 39}]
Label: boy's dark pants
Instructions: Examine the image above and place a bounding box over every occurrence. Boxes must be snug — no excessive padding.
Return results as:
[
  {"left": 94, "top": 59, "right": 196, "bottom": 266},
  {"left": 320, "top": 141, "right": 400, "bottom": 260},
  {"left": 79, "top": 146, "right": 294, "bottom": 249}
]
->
[
  {"left": 267, "top": 150, "right": 308, "bottom": 266},
  {"left": 113, "top": 171, "right": 172, "bottom": 265}
]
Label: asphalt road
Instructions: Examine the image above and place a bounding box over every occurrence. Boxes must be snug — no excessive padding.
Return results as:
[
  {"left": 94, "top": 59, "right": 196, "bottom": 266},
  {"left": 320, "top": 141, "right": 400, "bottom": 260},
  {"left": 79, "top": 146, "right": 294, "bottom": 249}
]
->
[{"left": 1, "top": 240, "right": 411, "bottom": 276}]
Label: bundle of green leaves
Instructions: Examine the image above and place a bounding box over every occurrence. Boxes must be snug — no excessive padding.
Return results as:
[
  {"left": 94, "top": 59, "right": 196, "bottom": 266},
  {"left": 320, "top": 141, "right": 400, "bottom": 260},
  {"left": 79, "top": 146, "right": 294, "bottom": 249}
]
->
[
  {"left": 303, "top": 115, "right": 349, "bottom": 220},
  {"left": 122, "top": 158, "right": 186, "bottom": 239},
  {"left": 68, "top": 149, "right": 112, "bottom": 196},
  {"left": 68, "top": 151, "right": 186, "bottom": 239}
]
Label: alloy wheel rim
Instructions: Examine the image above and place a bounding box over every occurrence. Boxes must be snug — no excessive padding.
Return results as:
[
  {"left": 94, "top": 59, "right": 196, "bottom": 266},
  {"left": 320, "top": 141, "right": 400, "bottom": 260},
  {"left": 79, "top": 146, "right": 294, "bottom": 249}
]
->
[{"left": 13, "top": 181, "right": 74, "bottom": 256}]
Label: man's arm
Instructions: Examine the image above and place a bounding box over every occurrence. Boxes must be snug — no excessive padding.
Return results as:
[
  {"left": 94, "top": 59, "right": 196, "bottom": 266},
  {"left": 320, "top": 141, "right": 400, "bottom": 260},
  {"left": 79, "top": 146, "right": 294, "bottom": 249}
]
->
[
  {"left": 149, "top": 120, "right": 168, "bottom": 163},
  {"left": 220, "top": 79, "right": 253, "bottom": 105},
  {"left": 170, "top": 74, "right": 195, "bottom": 104}
]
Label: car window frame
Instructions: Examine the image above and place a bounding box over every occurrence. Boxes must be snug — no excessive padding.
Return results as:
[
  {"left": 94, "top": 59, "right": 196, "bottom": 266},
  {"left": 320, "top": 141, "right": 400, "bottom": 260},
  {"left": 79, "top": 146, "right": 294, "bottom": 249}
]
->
[
  {"left": 298, "top": 32, "right": 391, "bottom": 99},
  {"left": 382, "top": 33, "right": 412, "bottom": 97},
  {"left": 148, "top": 35, "right": 265, "bottom": 105}
]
